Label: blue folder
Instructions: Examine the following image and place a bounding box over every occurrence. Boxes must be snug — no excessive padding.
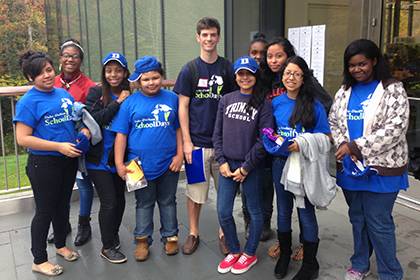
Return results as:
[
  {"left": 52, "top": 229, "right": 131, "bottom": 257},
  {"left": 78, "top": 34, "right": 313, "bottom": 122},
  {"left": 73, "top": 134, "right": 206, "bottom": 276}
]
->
[{"left": 185, "top": 148, "right": 206, "bottom": 185}]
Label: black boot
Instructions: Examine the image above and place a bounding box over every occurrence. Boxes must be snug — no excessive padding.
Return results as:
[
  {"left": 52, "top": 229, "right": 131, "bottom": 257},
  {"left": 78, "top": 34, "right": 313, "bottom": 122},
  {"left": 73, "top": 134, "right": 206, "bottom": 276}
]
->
[
  {"left": 260, "top": 218, "right": 274, "bottom": 241},
  {"left": 47, "top": 222, "right": 71, "bottom": 244},
  {"left": 292, "top": 240, "right": 320, "bottom": 280},
  {"left": 274, "top": 231, "right": 292, "bottom": 279},
  {"left": 74, "top": 215, "right": 91, "bottom": 246}
]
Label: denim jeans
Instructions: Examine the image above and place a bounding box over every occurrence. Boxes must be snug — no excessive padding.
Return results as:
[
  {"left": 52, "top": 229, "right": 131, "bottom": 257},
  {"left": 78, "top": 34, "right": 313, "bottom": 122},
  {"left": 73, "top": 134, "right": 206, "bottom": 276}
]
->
[
  {"left": 76, "top": 173, "right": 94, "bottom": 217},
  {"left": 272, "top": 157, "right": 318, "bottom": 242},
  {"left": 134, "top": 170, "right": 179, "bottom": 244},
  {"left": 343, "top": 190, "right": 403, "bottom": 280},
  {"left": 241, "top": 165, "right": 274, "bottom": 224},
  {"left": 88, "top": 170, "right": 126, "bottom": 249},
  {"left": 217, "top": 160, "right": 263, "bottom": 256}
]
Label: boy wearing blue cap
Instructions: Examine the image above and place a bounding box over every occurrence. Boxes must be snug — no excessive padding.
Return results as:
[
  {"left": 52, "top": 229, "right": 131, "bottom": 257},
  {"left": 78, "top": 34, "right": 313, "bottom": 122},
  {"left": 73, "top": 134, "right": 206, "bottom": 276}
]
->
[
  {"left": 85, "top": 52, "right": 131, "bottom": 263},
  {"left": 213, "top": 56, "right": 273, "bottom": 274},
  {"left": 112, "top": 56, "right": 183, "bottom": 261},
  {"left": 174, "top": 16, "right": 236, "bottom": 256}
]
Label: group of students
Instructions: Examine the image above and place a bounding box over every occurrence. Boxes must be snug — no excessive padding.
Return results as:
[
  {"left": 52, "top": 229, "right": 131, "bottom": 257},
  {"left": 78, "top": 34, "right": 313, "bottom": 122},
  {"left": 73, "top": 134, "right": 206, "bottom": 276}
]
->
[{"left": 13, "top": 16, "right": 409, "bottom": 280}]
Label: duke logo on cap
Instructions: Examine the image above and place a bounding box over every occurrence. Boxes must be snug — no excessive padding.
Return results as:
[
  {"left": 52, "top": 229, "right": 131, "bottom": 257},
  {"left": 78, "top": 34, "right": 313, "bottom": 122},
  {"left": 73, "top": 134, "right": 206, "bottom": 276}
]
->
[
  {"left": 233, "top": 56, "right": 259, "bottom": 74},
  {"left": 102, "top": 52, "right": 128, "bottom": 69},
  {"left": 128, "top": 56, "right": 162, "bottom": 82}
]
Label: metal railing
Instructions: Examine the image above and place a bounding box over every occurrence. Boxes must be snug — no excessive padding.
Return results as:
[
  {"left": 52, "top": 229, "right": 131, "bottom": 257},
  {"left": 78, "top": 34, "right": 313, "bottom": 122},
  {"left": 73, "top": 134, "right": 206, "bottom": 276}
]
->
[
  {"left": 0, "top": 81, "right": 175, "bottom": 195},
  {"left": 2, "top": 83, "right": 420, "bottom": 213}
]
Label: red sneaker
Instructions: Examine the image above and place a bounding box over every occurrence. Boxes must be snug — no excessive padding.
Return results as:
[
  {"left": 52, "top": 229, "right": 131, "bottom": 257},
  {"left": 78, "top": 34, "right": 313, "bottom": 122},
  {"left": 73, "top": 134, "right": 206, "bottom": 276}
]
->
[
  {"left": 231, "top": 254, "right": 258, "bottom": 274},
  {"left": 217, "top": 253, "right": 240, "bottom": 274}
]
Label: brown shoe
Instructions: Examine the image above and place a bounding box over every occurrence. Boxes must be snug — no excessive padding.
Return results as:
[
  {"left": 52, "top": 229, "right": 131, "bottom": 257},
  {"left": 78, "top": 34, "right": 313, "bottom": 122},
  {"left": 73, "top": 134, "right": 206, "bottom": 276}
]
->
[
  {"left": 182, "top": 234, "right": 199, "bottom": 255},
  {"left": 134, "top": 236, "right": 149, "bottom": 261},
  {"left": 218, "top": 235, "right": 229, "bottom": 255},
  {"left": 165, "top": 236, "right": 179, "bottom": 255}
]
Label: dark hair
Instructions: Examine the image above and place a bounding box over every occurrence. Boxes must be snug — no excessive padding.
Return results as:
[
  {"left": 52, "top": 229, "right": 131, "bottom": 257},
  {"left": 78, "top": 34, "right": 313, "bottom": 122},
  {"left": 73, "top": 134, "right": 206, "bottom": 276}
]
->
[
  {"left": 342, "top": 39, "right": 392, "bottom": 89},
  {"left": 249, "top": 32, "right": 267, "bottom": 47},
  {"left": 248, "top": 33, "right": 268, "bottom": 54},
  {"left": 281, "top": 56, "right": 316, "bottom": 129},
  {"left": 266, "top": 37, "right": 296, "bottom": 58},
  {"left": 196, "top": 17, "right": 220, "bottom": 35},
  {"left": 19, "top": 51, "right": 54, "bottom": 81},
  {"left": 101, "top": 61, "right": 131, "bottom": 106},
  {"left": 235, "top": 70, "right": 268, "bottom": 114},
  {"left": 260, "top": 37, "right": 296, "bottom": 93},
  {"left": 59, "top": 38, "right": 84, "bottom": 61}
]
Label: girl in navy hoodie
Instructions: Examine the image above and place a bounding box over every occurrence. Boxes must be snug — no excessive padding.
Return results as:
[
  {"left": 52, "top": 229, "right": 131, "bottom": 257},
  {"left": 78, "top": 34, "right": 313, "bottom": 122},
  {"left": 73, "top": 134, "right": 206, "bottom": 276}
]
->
[{"left": 213, "top": 56, "right": 273, "bottom": 275}]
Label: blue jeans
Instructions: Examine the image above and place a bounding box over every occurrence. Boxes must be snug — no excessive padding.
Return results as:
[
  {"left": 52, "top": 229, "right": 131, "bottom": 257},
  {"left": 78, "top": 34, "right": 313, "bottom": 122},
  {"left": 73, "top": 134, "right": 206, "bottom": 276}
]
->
[
  {"left": 76, "top": 174, "right": 94, "bottom": 217},
  {"left": 134, "top": 170, "right": 179, "bottom": 244},
  {"left": 217, "top": 160, "right": 263, "bottom": 256},
  {"left": 241, "top": 165, "right": 274, "bottom": 224},
  {"left": 343, "top": 190, "right": 403, "bottom": 280},
  {"left": 272, "top": 157, "right": 318, "bottom": 242}
]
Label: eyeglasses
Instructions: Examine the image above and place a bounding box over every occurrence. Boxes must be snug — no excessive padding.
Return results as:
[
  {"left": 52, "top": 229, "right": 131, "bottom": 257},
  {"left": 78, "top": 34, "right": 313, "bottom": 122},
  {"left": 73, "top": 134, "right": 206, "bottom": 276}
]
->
[
  {"left": 283, "top": 70, "right": 304, "bottom": 80},
  {"left": 61, "top": 54, "right": 81, "bottom": 60}
]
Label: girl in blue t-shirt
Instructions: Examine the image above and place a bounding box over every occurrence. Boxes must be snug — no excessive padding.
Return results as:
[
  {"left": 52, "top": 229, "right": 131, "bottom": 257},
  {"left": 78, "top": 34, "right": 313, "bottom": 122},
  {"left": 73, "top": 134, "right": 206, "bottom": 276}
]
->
[
  {"left": 271, "top": 56, "right": 330, "bottom": 280},
  {"left": 84, "top": 52, "right": 131, "bottom": 264},
  {"left": 112, "top": 56, "right": 183, "bottom": 260},
  {"left": 329, "top": 39, "right": 409, "bottom": 280},
  {"left": 14, "top": 51, "right": 89, "bottom": 276}
]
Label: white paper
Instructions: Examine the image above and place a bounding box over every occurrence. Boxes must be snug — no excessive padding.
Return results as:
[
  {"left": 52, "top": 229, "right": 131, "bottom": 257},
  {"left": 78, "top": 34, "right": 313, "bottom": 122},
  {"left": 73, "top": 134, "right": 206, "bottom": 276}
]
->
[
  {"left": 298, "top": 26, "right": 312, "bottom": 66},
  {"left": 311, "top": 25, "right": 326, "bottom": 86},
  {"left": 288, "top": 25, "right": 326, "bottom": 86},
  {"left": 288, "top": 27, "right": 300, "bottom": 53}
]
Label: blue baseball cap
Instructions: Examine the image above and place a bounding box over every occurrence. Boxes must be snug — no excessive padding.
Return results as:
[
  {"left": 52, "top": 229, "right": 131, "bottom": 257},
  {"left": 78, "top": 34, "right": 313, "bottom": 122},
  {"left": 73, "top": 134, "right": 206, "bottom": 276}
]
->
[
  {"left": 233, "top": 56, "right": 259, "bottom": 74},
  {"left": 342, "top": 155, "right": 378, "bottom": 178},
  {"left": 128, "top": 56, "right": 161, "bottom": 82},
  {"left": 102, "top": 52, "right": 128, "bottom": 69}
]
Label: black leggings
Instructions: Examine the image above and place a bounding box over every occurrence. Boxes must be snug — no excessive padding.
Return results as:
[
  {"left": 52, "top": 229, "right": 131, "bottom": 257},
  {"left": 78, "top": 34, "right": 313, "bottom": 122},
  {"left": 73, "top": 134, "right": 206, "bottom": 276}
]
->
[
  {"left": 26, "top": 154, "right": 77, "bottom": 264},
  {"left": 88, "top": 169, "right": 126, "bottom": 249}
]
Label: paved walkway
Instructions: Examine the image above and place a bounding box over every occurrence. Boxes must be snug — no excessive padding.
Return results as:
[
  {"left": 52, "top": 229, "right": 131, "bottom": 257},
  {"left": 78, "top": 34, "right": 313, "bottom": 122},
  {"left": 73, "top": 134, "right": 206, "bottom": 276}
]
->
[{"left": 0, "top": 180, "right": 419, "bottom": 280}]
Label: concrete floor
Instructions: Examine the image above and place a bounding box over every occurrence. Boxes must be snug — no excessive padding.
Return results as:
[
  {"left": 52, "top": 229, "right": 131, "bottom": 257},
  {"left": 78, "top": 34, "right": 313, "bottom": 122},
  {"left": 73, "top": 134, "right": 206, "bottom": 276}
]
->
[{"left": 0, "top": 179, "right": 419, "bottom": 280}]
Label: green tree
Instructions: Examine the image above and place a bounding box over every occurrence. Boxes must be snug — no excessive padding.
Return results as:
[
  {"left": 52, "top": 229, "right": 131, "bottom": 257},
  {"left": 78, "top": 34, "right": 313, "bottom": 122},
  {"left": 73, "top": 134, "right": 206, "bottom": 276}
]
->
[{"left": 0, "top": 0, "right": 47, "bottom": 76}]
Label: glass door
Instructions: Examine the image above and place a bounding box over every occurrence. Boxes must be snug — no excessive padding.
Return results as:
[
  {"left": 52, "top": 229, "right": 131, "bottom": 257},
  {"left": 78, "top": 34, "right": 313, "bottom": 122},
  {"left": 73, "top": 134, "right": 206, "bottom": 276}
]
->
[
  {"left": 284, "top": 0, "right": 376, "bottom": 94},
  {"left": 382, "top": 0, "right": 420, "bottom": 206}
]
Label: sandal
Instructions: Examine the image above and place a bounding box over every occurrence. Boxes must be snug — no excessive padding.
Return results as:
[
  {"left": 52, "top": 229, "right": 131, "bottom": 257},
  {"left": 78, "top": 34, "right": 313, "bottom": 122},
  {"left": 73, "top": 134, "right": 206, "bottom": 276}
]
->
[
  {"left": 267, "top": 240, "right": 281, "bottom": 258},
  {"left": 32, "top": 262, "right": 63, "bottom": 276},
  {"left": 291, "top": 244, "right": 304, "bottom": 261},
  {"left": 56, "top": 248, "right": 80, "bottom": 262}
]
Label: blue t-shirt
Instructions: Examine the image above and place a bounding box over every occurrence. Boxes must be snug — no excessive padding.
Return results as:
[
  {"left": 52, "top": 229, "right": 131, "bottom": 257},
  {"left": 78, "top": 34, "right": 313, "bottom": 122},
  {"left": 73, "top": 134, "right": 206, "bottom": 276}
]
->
[
  {"left": 173, "top": 57, "right": 236, "bottom": 148},
  {"left": 347, "top": 80, "right": 379, "bottom": 140},
  {"left": 13, "top": 87, "right": 77, "bottom": 156},
  {"left": 86, "top": 95, "right": 117, "bottom": 173},
  {"left": 336, "top": 80, "right": 409, "bottom": 193},
  {"left": 110, "top": 89, "right": 179, "bottom": 180},
  {"left": 272, "top": 93, "right": 330, "bottom": 157}
]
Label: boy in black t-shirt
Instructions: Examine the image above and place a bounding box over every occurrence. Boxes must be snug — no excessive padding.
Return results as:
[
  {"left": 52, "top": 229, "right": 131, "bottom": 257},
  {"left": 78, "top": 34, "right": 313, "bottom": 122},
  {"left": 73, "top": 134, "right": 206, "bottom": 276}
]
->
[{"left": 174, "top": 17, "right": 236, "bottom": 255}]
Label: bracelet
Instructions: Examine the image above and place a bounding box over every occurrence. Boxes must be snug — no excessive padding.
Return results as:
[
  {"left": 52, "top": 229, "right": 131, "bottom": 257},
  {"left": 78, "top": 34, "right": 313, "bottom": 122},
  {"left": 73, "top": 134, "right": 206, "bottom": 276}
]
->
[{"left": 239, "top": 167, "right": 246, "bottom": 176}]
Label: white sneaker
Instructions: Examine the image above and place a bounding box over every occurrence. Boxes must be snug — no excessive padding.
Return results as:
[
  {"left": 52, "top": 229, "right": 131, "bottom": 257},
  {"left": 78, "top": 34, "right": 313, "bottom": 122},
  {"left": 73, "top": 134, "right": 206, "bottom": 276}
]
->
[{"left": 345, "top": 268, "right": 371, "bottom": 280}]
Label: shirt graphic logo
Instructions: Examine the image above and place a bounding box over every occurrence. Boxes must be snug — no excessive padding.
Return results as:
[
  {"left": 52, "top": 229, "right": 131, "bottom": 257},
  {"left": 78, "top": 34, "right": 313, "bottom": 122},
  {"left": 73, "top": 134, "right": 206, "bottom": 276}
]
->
[
  {"left": 134, "top": 104, "right": 173, "bottom": 129},
  {"left": 347, "top": 93, "right": 372, "bottom": 121},
  {"left": 60, "top": 98, "right": 73, "bottom": 115},
  {"left": 44, "top": 98, "right": 74, "bottom": 126},
  {"left": 151, "top": 104, "right": 172, "bottom": 122},
  {"left": 195, "top": 75, "right": 224, "bottom": 99},
  {"left": 277, "top": 126, "right": 305, "bottom": 138},
  {"left": 225, "top": 101, "right": 257, "bottom": 122}
]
